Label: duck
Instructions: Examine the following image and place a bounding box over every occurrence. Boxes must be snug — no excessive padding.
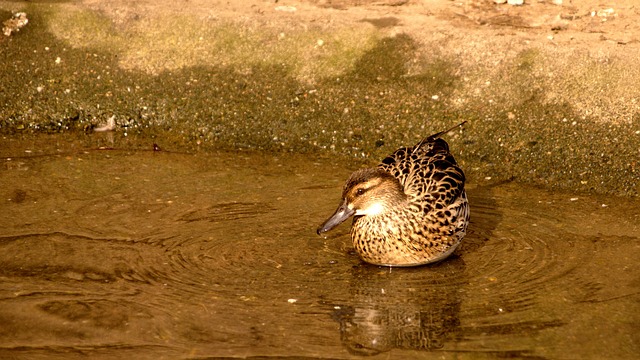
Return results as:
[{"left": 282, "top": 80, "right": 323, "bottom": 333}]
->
[{"left": 316, "top": 121, "right": 469, "bottom": 267}]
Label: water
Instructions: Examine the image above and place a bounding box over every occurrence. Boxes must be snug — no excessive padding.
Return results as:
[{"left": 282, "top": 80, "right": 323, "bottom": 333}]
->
[{"left": 1, "top": 134, "right": 638, "bottom": 359}]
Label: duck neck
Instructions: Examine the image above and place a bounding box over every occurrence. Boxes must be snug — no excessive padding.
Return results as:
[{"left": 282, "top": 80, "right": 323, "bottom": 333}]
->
[{"left": 382, "top": 178, "right": 409, "bottom": 211}]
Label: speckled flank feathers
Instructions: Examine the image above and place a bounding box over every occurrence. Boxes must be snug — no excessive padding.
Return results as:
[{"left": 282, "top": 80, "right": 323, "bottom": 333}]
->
[{"left": 317, "top": 122, "right": 469, "bottom": 267}]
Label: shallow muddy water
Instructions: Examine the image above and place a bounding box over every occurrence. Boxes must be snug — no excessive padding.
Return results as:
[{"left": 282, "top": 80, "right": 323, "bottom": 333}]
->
[{"left": 0, "top": 134, "right": 638, "bottom": 359}]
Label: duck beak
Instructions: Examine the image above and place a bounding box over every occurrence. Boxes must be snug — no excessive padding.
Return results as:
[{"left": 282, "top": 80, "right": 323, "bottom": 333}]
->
[{"left": 317, "top": 198, "right": 355, "bottom": 235}]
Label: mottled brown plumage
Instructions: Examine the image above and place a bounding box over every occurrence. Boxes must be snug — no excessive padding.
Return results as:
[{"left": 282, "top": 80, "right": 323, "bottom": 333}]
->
[{"left": 317, "top": 122, "right": 469, "bottom": 267}]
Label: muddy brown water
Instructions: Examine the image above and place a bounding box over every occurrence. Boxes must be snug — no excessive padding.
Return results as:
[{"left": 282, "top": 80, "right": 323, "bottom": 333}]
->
[{"left": 0, "top": 134, "right": 638, "bottom": 359}]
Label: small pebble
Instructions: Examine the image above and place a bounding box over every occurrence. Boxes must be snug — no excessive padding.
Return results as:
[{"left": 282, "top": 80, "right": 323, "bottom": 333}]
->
[{"left": 275, "top": 6, "right": 296, "bottom": 13}]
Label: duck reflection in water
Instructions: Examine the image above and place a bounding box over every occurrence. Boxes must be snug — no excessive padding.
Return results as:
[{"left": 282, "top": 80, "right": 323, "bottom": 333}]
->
[{"left": 331, "top": 256, "right": 465, "bottom": 355}]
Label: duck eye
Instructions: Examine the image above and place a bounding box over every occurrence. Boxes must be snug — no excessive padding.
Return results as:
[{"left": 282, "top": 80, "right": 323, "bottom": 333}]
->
[{"left": 356, "top": 188, "right": 365, "bottom": 196}]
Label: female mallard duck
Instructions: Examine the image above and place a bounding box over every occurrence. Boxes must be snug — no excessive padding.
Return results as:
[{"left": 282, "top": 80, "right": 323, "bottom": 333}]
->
[{"left": 317, "top": 122, "right": 469, "bottom": 267}]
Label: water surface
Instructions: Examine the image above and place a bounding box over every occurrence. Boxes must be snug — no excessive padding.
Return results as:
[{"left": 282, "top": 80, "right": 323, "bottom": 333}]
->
[{"left": 0, "top": 134, "right": 638, "bottom": 359}]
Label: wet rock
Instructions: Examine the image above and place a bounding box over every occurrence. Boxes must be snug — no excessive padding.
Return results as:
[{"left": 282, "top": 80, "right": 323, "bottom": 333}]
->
[{"left": 2, "top": 12, "right": 28, "bottom": 36}]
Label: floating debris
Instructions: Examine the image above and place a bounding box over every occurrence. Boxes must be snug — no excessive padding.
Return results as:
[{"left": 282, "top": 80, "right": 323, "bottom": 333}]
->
[
  {"left": 94, "top": 115, "right": 116, "bottom": 132},
  {"left": 3, "top": 12, "right": 28, "bottom": 37}
]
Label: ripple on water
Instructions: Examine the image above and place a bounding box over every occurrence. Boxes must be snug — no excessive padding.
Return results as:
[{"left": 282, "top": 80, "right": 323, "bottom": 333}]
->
[
  {"left": 1, "top": 138, "right": 637, "bottom": 358},
  {"left": 0, "top": 232, "right": 171, "bottom": 287},
  {"left": 320, "top": 183, "right": 611, "bottom": 355},
  {"left": 177, "top": 202, "right": 275, "bottom": 223},
  {"left": 464, "top": 188, "right": 594, "bottom": 303}
]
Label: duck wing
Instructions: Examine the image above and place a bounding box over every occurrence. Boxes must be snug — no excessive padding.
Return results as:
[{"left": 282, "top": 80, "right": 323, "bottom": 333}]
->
[
  {"left": 379, "top": 138, "right": 465, "bottom": 206},
  {"left": 378, "top": 122, "right": 467, "bottom": 212}
]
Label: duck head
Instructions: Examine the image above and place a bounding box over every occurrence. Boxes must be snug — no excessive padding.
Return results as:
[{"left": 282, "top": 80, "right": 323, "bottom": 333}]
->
[{"left": 317, "top": 168, "right": 406, "bottom": 235}]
